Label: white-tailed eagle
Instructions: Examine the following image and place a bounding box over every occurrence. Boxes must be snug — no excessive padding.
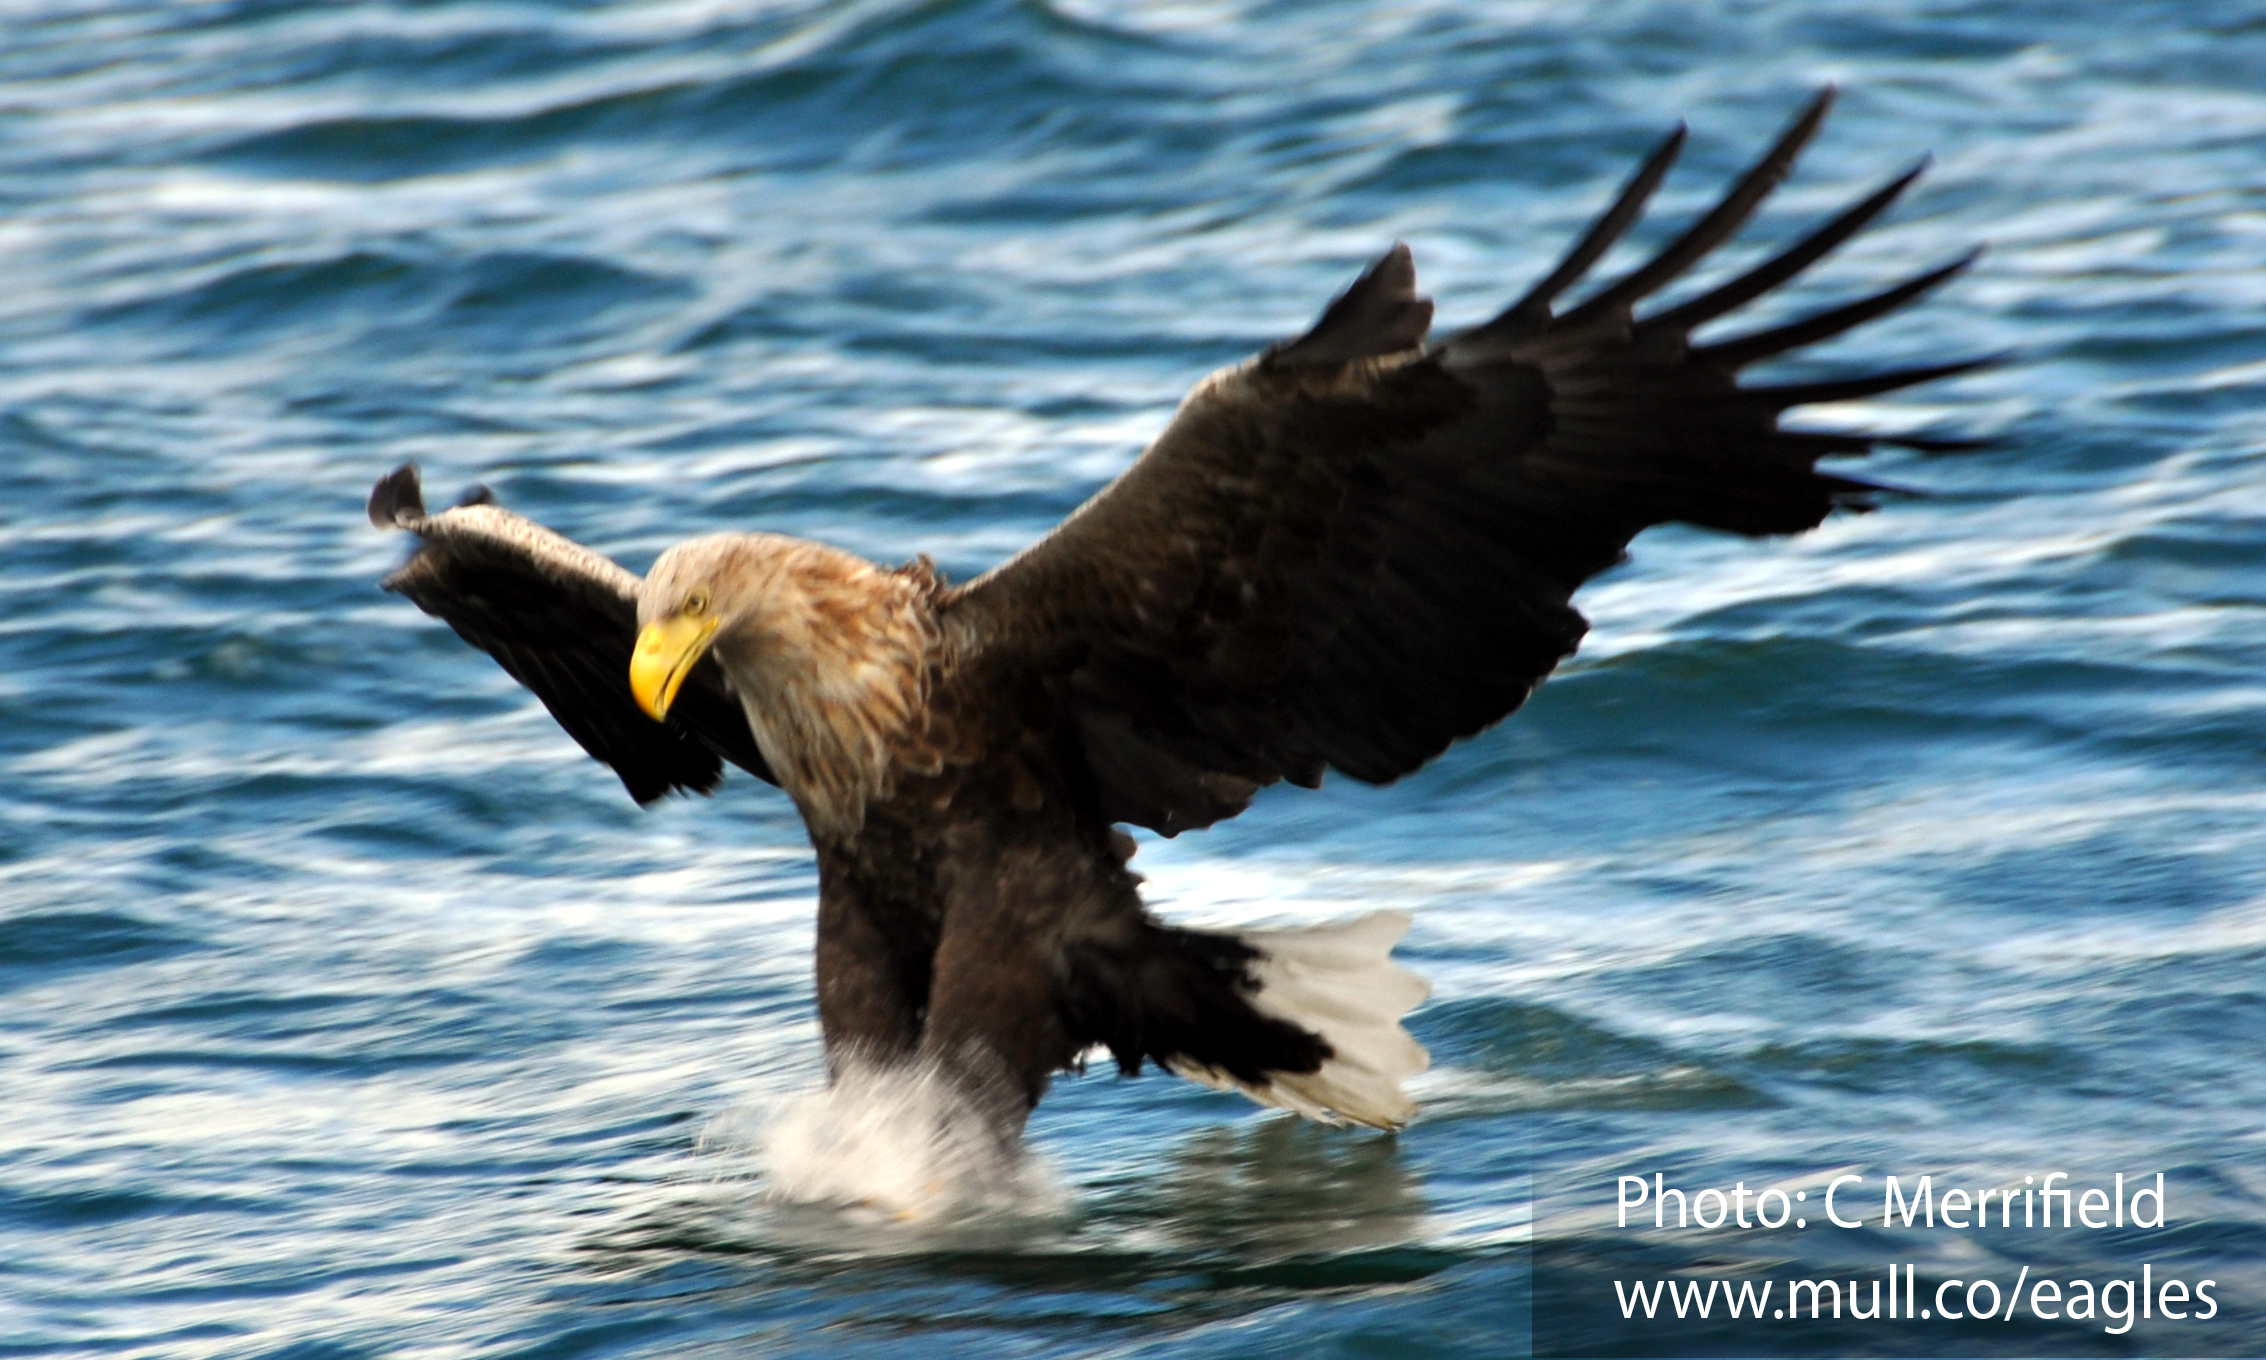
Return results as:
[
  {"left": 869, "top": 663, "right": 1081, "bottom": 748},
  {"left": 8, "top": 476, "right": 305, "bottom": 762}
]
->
[{"left": 369, "top": 92, "right": 1978, "bottom": 1139}]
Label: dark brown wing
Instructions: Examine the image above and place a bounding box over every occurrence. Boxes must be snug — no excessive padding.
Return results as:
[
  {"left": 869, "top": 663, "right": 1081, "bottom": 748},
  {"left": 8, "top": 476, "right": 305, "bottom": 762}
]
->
[
  {"left": 368, "top": 464, "right": 774, "bottom": 803},
  {"left": 945, "top": 90, "right": 1981, "bottom": 835}
]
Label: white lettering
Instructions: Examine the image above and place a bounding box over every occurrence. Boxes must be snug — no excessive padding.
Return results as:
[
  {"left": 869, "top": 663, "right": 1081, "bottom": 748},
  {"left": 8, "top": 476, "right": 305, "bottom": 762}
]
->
[
  {"left": 1619, "top": 1176, "right": 1648, "bottom": 1227},
  {"left": 2129, "top": 1173, "right": 2165, "bottom": 1228},
  {"left": 2079, "top": 1188, "right": 2110, "bottom": 1228},
  {"left": 1966, "top": 1279, "right": 2000, "bottom": 1320},
  {"left": 1668, "top": 1280, "right": 1717, "bottom": 1318},
  {"left": 1614, "top": 1279, "right": 1663, "bottom": 1318},
  {"left": 1940, "top": 1187, "right": 1970, "bottom": 1227},
  {"left": 1756, "top": 1188, "right": 1791, "bottom": 1228},
  {"left": 1825, "top": 1175, "right": 1863, "bottom": 1227},
  {"left": 2102, "top": 1278, "right": 2135, "bottom": 1335},
  {"left": 2042, "top": 1172, "right": 2069, "bottom": 1227},
  {"left": 1788, "top": 1279, "right": 1839, "bottom": 1319},
  {"left": 1884, "top": 1176, "right": 1933, "bottom": 1228},
  {"left": 1725, "top": 1280, "right": 1772, "bottom": 1319}
]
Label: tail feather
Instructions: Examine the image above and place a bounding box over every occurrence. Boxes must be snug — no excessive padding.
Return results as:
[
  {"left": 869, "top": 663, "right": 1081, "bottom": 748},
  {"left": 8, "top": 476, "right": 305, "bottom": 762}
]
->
[
  {"left": 1166, "top": 910, "right": 1431, "bottom": 1130},
  {"left": 1066, "top": 909, "right": 1432, "bottom": 1130}
]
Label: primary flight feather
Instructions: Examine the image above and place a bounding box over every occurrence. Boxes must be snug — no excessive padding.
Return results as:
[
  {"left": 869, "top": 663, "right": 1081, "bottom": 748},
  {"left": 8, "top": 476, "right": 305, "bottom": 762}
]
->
[{"left": 370, "top": 91, "right": 1977, "bottom": 1141}]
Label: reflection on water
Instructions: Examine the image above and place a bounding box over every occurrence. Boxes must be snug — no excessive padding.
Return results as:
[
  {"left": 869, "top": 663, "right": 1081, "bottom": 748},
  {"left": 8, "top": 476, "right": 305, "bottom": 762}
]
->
[
  {"left": 1095, "top": 1116, "right": 1434, "bottom": 1265},
  {"left": 608, "top": 1106, "right": 1432, "bottom": 1272},
  {"left": 571, "top": 1110, "right": 1463, "bottom": 1351}
]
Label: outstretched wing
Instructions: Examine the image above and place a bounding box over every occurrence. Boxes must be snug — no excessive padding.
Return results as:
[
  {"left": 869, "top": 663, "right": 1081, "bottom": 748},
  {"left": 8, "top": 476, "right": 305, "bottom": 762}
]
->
[
  {"left": 946, "top": 91, "right": 1981, "bottom": 835},
  {"left": 368, "top": 465, "right": 774, "bottom": 802}
]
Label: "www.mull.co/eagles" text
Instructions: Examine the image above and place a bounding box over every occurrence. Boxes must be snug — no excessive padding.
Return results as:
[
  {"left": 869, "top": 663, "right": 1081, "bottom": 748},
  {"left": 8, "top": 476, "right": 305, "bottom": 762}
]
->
[{"left": 1613, "top": 1263, "right": 2217, "bottom": 1335}]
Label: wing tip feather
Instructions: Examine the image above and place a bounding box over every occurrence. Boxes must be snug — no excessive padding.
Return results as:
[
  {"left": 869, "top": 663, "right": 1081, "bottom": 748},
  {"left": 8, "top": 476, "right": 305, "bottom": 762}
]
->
[
  {"left": 1696, "top": 248, "right": 1983, "bottom": 370},
  {"left": 1266, "top": 241, "right": 1434, "bottom": 370},
  {"left": 1554, "top": 87, "right": 1839, "bottom": 328},
  {"left": 368, "top": 462, "right": 427, "bottom": 529}
]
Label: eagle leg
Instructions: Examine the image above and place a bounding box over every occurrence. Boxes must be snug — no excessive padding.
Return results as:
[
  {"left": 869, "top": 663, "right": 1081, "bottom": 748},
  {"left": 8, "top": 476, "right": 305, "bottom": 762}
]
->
[
  {"left": 916, "top": 894, "right": 1081, "bottom": 1133},
  {"left": 812, "top": 870, "right": 934, "bottom": 1073}
]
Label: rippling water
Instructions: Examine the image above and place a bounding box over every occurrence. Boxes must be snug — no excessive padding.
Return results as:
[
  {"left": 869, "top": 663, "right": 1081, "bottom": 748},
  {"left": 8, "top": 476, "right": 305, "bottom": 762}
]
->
[{"left": 6, "top": 2, "right": 2265, "bottom": 1356}]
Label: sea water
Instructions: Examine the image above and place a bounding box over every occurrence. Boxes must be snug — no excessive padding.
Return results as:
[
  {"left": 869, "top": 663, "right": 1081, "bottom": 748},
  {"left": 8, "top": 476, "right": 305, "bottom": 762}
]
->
[{"left": 4, "top": 1, "right": 2264, "bottom": 1355}]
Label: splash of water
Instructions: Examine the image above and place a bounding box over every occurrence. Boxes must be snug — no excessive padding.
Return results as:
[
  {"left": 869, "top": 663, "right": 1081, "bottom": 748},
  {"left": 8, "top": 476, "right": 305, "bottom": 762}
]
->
[{"left": 702, "top": 1061, "right": 1067, "bottom": 1222}]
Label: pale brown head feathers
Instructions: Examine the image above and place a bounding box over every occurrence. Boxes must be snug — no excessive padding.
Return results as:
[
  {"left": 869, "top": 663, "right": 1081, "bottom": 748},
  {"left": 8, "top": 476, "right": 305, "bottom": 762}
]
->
[{"left": 642, "top": 534, "right": 944, "bottom": 836}]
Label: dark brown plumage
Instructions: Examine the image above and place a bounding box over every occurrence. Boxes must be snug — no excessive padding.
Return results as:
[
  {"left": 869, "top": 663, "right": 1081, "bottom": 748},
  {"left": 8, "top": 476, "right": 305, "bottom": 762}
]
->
[{"left": 370, "top": 92, "right": 1978, "bottom": 1145}]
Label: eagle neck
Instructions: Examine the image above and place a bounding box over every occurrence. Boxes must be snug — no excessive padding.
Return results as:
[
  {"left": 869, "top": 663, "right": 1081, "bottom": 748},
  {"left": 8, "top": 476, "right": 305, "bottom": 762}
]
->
[{"left": 707, "top": 537, "right": 946, "bottom": 838}]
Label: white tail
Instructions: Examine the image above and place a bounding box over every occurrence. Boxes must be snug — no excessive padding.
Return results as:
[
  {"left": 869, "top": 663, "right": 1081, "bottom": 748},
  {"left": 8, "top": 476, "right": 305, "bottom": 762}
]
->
[{"left": 1168, "top": 909, "right": 1430, "bottom": 1129}]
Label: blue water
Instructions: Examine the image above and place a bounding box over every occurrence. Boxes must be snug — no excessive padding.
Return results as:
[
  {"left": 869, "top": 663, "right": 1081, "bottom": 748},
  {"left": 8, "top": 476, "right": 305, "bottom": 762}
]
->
[{"left": 6, "top": 2, "right": 2266, "bottom": 1356}]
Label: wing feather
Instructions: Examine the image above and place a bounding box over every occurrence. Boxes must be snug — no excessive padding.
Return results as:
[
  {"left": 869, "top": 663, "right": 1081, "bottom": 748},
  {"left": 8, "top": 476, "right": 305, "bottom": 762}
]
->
[
  {"left": 947, "top": 95, "right": 1980, "bottom": 835},
  {"left": 369, "top": 464, "right": 773, "bottom": 803},
  {"left": 1557, "top": 89, "right": 1837, "bottom": 328},
  {"left": 1502, "top": 121, "right": 1688, "bottom": 321}
]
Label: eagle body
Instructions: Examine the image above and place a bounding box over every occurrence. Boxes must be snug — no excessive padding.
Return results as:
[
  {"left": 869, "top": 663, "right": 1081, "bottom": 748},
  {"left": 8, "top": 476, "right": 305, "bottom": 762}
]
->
[{"left": 369, "top": 93, "right": 1980, "bottom": 1147}]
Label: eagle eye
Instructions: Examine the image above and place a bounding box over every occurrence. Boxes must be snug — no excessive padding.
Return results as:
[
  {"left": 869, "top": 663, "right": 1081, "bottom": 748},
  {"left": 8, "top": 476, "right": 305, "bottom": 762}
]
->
[{"left": 684, "top": 588, "right": 711, "bottom": 616}]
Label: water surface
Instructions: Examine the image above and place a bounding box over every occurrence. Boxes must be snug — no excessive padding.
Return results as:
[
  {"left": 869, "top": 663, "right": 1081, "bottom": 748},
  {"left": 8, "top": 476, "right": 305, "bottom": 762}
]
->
[{"left": 5, "top": 1, "right": 2265, "bottom": 1355}]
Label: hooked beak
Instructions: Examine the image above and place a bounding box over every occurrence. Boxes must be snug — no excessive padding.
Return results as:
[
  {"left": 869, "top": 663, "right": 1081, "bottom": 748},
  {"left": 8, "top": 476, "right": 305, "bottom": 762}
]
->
[{"left": 629, "top": 612, "right": 720, "bottom": 720}]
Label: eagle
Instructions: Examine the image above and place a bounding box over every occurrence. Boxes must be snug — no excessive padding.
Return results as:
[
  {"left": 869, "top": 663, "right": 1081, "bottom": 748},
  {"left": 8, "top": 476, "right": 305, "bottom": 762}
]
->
[{"left": 368, "top": 91, "right": 1977, "bottom": 1144}]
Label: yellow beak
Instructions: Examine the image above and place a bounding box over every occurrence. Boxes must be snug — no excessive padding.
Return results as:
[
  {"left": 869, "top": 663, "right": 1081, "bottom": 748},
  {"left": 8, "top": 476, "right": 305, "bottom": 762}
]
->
[{"left": 629, "top": 613, "right": 720, "bottom": 721}]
